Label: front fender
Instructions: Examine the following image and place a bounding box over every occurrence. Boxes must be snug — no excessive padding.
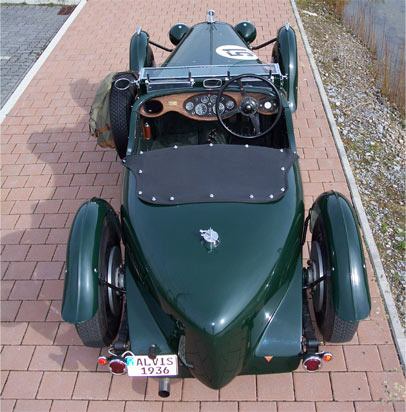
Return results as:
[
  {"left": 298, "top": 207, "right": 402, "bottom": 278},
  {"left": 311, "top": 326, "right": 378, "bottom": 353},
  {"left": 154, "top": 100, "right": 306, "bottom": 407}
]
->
[
  {"left": 310, "top": 191, "right": 371, "bottom": 321},
  {"left": 129, "top": 29, "right": 155, "bottom": 73},
  {"left": 274, "top": 24, "right": 298, "bottom": 112},
  {"left": 61, "top": 198, "right": 121, "bottom": 323}
]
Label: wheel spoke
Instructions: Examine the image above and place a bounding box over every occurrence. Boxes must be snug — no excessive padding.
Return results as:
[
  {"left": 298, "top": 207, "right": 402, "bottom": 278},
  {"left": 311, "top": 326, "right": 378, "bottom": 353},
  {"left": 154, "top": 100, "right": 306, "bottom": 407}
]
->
[
  {"left": 249, "top": 113, "right": 261, "bottom": 134},
  {"left": 222, "top": 107, "right": 239, "bottom": 119},
  {"left": 237, "top": 78, "right": 247, "bottom": 97}
]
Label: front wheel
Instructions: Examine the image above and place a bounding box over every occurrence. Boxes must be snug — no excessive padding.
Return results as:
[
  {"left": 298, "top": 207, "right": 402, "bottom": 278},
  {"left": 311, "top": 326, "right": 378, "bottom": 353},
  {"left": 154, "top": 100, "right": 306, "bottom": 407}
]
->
[
  {"left": 76, "top": 218, "right": 123, "bottom": 347},
  {"left": 310, "top": 218, "right": 358, "bottom": 343}
]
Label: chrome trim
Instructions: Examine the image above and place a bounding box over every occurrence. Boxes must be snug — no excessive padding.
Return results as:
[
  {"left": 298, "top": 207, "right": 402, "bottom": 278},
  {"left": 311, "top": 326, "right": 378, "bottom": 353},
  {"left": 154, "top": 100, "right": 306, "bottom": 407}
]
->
[{"left": 203, "top": 78, "right": 222, "bottom": 88}]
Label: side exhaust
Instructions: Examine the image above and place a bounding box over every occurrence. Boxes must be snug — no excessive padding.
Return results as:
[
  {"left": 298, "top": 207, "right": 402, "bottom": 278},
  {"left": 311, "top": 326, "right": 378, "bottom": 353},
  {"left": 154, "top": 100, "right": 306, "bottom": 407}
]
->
[{"left": 158, "top": 377, "right": 171, "bottom": 398}]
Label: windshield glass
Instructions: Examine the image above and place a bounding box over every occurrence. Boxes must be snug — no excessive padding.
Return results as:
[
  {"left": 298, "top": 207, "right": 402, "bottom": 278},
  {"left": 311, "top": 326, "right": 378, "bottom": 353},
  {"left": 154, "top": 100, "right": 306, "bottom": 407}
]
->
[{"left": 140, "top": 63, "right": 281, "bottom": 81}]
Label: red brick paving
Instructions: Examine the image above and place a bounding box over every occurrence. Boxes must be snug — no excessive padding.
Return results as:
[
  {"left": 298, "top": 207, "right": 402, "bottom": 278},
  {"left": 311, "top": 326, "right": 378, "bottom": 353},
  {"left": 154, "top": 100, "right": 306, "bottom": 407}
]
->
[{"left": 1, "top": 0, "right": 405, "bottom": 410}]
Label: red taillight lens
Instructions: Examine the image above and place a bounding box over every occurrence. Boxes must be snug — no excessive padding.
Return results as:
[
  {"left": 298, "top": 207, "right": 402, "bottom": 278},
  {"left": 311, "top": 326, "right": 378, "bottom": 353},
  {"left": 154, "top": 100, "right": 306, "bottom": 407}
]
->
[
  {"left": 97, "top": 356, "right": 108, "bottom": 366},
  {"left": 109, "top": 359, "right": 127, "bottom": 375},
  {"left": 303, "top": 355, "right": 321, "bottom": 371}
]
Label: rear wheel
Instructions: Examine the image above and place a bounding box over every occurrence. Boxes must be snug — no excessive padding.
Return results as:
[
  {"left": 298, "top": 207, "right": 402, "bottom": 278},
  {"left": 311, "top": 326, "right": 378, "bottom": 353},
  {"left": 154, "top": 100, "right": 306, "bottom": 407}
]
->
[
  {"left": 310, "top": 218, "right": 358, "bottom": 343},
  {"left": 75, "top": 218, "right": 123, "bottom": 347}
]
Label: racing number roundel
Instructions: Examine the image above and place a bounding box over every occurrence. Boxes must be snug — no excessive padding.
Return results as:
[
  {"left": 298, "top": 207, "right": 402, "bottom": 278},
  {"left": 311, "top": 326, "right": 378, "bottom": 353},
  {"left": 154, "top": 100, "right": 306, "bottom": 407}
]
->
[{"left": 216, "top": 45, "right": 258, "bottom": 60}]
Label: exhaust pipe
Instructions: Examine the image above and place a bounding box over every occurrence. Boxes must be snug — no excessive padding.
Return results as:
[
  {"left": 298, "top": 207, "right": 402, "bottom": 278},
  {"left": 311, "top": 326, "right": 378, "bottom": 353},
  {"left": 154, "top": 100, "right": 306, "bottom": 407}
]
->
[{"left": 158, "top": 377, "right": 170, "bottom": 398}]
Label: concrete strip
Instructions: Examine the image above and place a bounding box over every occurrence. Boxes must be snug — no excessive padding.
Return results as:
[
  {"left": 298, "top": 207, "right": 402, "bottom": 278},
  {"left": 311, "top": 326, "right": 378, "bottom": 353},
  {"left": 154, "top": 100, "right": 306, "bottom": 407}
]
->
[
  {"left": 0, "top": 0, "right": 87, "bottom": 124},
  {"left": 0, "top": 0, "right": 80, "bottom": 4},
  {"left": 290, "top": 0, "right": 406, "bottom": 369}
]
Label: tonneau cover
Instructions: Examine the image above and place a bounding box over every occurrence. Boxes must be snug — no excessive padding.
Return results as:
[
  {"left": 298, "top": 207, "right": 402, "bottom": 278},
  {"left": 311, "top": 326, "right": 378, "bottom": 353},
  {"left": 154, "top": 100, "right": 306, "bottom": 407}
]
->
[{"left": 124, "top": 144, "right": 297, "bottom": 205}]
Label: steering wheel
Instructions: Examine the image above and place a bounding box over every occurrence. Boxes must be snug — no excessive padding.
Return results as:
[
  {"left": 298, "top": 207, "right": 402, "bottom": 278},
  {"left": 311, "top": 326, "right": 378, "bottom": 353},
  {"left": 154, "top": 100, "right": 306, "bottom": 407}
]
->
[{"left": 215, "top": 74, "right": 282, "bottom": 139}]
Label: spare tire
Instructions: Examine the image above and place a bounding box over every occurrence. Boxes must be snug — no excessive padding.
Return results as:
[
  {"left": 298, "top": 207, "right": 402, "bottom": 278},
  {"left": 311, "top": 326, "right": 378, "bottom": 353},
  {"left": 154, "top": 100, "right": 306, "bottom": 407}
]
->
[{"left": 110, "top": 72, "right": 137, "bottom": 159}]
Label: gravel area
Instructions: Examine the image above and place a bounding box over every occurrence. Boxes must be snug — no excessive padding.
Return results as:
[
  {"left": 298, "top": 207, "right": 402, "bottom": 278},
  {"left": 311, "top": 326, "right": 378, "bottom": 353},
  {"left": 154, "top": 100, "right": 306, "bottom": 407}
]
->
[
  {"left": 297, "top": 0, "right": 405, "bottom": 326},
  {"left": 0, "top": 5, "right": 72, "bottom": 108}
]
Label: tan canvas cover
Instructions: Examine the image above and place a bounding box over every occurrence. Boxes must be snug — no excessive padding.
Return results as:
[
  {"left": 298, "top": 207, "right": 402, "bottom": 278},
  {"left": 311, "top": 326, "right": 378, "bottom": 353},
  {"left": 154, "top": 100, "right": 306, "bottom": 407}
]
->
[{"left": 89, "top": 72, "right": 117, "bottom": 148}]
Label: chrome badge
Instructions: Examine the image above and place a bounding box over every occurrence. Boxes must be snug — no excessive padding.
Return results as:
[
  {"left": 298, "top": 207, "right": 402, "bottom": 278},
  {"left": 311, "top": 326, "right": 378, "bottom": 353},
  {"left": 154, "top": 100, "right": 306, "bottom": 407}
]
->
[{"left": 200, "top": 228, "right": 220, "bottom": 250}]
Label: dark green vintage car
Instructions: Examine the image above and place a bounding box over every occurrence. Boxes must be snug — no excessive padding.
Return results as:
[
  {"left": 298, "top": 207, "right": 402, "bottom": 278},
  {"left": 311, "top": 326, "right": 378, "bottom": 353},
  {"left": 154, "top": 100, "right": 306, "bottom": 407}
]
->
[{"left": 62, "top": 10, "right": 371, "bottom": 396}]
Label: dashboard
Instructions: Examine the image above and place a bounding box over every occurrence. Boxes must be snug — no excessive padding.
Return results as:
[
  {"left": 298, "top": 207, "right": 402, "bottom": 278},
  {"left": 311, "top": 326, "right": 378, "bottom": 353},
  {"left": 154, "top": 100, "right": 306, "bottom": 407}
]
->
[
  {"left": 140, "top": 92, "right": 278, "bottom": 121},
  {"left": 184, "top": 94, "right": 235, "bottom": 117}
]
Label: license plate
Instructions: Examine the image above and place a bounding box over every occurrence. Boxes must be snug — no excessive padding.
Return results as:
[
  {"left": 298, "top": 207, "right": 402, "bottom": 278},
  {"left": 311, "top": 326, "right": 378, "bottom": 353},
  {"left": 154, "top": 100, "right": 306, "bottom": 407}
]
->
[{"left": 126, "top": 354, "right": 178, "bottom": 377}]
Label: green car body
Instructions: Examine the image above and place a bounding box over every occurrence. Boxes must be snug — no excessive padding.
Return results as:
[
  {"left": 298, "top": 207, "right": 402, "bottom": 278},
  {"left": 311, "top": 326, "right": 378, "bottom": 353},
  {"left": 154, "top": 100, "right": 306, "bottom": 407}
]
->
[{"left": 62, "top": 13, "right": 370, "bottom": 390}]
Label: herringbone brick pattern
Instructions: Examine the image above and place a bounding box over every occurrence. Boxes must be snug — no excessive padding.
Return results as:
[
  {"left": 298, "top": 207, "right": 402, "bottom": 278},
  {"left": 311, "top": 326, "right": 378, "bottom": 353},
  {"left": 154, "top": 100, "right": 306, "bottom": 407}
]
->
[{"left": 1, "top": 1, "right": 404, "bottom": 411}]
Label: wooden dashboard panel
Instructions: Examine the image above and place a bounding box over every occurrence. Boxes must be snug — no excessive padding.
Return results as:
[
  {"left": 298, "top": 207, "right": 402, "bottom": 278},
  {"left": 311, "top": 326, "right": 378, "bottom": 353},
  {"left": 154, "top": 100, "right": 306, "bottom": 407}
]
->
[{"left": 139, "top": 92, "right": 276, "bottom": 121}]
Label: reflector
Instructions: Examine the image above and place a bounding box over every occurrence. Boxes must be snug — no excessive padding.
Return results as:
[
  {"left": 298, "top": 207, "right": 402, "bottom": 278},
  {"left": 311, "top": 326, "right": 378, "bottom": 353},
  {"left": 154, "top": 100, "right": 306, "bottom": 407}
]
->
[
  {"left": 302, "top": 355, "right": 321, "bottom": 372},
  {"left": 323, "top": 352, "right": 333, "bottom": 362},
  {"left": 109, "top": 359, "right": 127, "bottom": 375},
  {"left": 97, "top": 356, "right": 108, "bottom": 366}
]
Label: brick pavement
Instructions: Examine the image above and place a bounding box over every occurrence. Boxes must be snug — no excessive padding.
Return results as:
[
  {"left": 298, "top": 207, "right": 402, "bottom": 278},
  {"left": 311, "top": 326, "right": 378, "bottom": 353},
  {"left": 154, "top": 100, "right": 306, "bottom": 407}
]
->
[
  {"left": 0, "top": 5, "right": 71, "bottom": 108},
  {"left": 0, "top": 0, "right": 405, "bottom": 411}
]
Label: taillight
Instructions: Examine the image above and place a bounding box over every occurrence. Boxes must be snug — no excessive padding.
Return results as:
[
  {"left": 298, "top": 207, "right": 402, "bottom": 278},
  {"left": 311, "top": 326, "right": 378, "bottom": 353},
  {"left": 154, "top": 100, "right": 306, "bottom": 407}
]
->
[
  {"left": 109, "top": 358, "right": 127, "bottom": 375},
  {"left": 302, "top": 355, "right": 321, "bottom": 371}
]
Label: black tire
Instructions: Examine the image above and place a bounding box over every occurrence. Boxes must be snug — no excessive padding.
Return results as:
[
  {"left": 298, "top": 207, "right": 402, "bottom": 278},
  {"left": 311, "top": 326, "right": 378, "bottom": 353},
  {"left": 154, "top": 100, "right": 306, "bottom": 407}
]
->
[
  {"left": 311, "top": 218, "right": 358, "bottom": 343},
  {"left": 75, "top": 217, "right": 123, "bottom": 347},
  {"left": 110, "top": 73, "right": 137, "bottom": 159}
]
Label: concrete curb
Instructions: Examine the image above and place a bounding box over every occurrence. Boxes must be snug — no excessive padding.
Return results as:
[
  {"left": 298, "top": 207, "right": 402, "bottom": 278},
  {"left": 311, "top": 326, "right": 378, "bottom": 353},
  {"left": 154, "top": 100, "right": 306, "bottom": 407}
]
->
[
  {"left": 290, "top": 0, "right": 405, "bottom": 370},
  {"left": 0, "top": 1, "right": 80, "bottom": 4},
  {"left": 0, "top": 0, "right": 87, "bottom": 124}
]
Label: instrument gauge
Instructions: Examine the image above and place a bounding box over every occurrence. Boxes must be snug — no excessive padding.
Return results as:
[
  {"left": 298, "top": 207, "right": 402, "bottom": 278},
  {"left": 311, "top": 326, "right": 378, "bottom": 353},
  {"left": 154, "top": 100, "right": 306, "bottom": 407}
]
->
[
  {"left": 185, "top": 101, "right": 194, "bottom": 111},
  {"left": 195, "top": 103, "right": 208, "bottom": 116},
  {"left": 210, "top": 95, "right": 217, "bottom": 104},
  {"left": 201, "top": 95, "right": 209, "bottom": 104},
  {"left": 226, "top": 100, "right": 235, "bottom": 110},
  {"left": 213, "top": 103, "right": 225, "bottom": 115}
]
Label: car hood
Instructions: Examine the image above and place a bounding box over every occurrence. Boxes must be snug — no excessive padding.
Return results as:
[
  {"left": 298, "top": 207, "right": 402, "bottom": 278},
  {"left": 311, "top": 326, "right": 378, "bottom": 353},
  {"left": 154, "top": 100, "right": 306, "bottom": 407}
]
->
[
  {"left": 164, "top": 21, "right": 261, "bottom": 67},
  {"left": 123, "top": 165, "right": 303, "bottom": 335}
]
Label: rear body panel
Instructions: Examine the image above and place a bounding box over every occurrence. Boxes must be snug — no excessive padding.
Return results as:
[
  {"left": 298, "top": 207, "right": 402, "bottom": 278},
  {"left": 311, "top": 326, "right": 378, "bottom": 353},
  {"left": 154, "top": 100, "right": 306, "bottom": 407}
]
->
[{"left": 122, "top": 157, "right": 304, "bottom": 387}]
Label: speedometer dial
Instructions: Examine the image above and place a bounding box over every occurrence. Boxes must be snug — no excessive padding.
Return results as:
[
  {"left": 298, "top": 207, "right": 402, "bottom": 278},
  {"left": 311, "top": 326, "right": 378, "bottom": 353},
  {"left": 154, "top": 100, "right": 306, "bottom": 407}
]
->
[{"left": 195, "top": 103, "right": 208, "bottom": 116}]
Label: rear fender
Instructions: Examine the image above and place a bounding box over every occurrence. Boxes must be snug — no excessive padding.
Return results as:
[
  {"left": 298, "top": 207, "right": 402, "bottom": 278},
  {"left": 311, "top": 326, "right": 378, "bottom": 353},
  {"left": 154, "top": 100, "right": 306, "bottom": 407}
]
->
[
  {"left": 310, "top": 191, "right": 371, "bottom": 321},
  {"left": 129, "top": 29, "right": 155, "bottom": 73},
  {"left": 61, "top": 198, "right": 121, "bottom": 323},
  {"left": 273, "top": 24, "right": 298, "bottom": 112}
]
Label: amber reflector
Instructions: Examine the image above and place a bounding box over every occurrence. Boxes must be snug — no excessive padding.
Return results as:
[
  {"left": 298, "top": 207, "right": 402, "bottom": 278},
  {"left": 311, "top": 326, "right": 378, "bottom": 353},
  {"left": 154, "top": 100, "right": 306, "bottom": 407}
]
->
[
  {"left": 97, "top": 356, "right": 108, "bottom": 366},
  {"left": 323, "top": 352, "right": 333, "bottom": 362}
]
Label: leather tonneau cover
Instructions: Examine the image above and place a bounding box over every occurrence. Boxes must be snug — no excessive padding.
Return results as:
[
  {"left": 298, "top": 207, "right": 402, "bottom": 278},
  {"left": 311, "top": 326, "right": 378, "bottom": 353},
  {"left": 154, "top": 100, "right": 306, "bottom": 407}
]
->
[{"left": 124, "top": 145, "right": 297, "bottom": 205}]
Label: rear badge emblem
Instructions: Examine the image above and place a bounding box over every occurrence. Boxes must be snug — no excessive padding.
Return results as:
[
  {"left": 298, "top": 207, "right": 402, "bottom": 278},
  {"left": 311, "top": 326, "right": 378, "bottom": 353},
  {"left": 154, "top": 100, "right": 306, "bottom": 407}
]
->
[{"left": 200, "top": 228, "right": 220, "bottom": 250}]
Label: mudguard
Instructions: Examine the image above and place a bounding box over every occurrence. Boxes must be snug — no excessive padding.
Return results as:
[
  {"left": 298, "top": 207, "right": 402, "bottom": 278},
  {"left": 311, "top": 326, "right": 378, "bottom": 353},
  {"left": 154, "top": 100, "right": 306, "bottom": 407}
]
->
[
  {"left": 61, "top": 198, "right": 121, "bottom": 323},
  {"left": 310, "top": 191, "right": 371, "bottom": 321},
  {"left": 273, "top": 24, "right": 298, "bottom": 112},
  {"left": 129, "top": 29, "right": 155, "bottom": 73}
]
